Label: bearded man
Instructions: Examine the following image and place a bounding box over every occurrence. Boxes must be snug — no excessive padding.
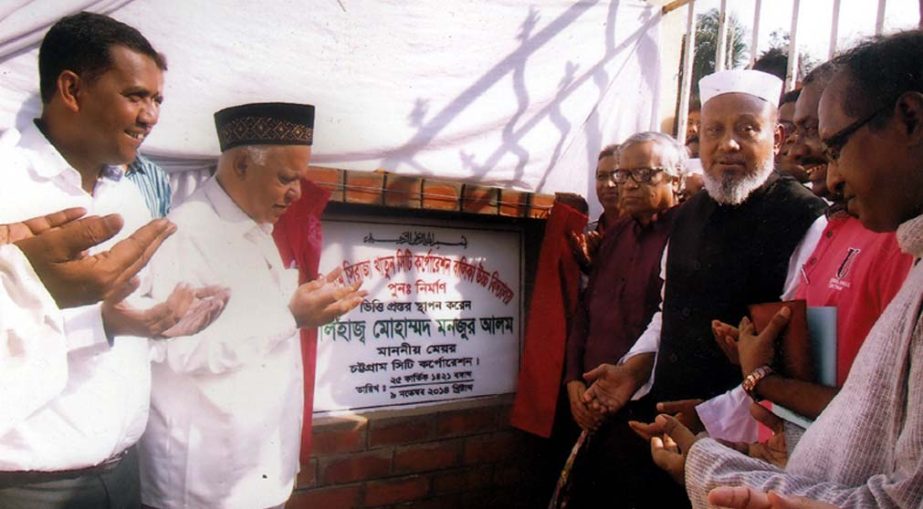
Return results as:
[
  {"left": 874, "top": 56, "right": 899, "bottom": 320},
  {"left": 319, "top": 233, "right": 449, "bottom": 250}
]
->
[{"left": 580, "top": 69, "right": 827, "bottom": 508}]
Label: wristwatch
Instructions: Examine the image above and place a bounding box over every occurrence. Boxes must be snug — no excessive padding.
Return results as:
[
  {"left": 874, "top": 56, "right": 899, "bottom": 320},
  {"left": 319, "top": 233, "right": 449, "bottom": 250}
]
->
[{"left": 742, "top": 365, "right": 774, "bottom": 400}]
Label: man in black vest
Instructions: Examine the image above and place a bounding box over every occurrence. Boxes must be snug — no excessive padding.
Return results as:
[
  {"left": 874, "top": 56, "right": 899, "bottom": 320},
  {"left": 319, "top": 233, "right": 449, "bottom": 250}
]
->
[{"left": 577, "top": 69, "right": 827, "bottom": 508}]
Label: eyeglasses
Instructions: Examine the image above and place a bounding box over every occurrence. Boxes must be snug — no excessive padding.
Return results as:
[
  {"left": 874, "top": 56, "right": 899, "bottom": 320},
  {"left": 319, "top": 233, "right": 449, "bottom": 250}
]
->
[
  {"left": 821, "top": 105, "right": 888, "bottom": 162},
  {"left": 613, "top": 167, "right": 669, "bottom": 184}
]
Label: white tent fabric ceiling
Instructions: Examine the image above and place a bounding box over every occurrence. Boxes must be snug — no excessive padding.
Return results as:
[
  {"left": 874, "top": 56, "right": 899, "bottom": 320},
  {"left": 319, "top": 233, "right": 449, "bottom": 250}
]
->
[{"left": 0, "top": 0, "right": 663, "bottom": 210}]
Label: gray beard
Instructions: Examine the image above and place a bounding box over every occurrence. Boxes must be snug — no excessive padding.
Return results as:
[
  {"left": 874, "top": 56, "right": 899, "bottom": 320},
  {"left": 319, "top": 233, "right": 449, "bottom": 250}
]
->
[{"left": 702, "top": 159, "right": 774, "bottom": 206}]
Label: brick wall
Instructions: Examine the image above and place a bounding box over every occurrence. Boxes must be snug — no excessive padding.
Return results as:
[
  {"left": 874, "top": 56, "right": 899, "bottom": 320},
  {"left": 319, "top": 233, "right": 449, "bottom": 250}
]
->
[{"left": 286, "top": 395, "right": 556, "bottom": 509}]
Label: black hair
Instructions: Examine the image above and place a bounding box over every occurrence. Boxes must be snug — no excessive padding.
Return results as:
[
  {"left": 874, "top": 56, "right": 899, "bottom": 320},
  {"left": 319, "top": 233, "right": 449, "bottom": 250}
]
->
[
  {"left": 780, "top": 88, "right": 801, "bottom": 106},
  {"left": 802, "top": 60, "right": 840, "bottom": 88},
  {"left": 833, "top": 30, "right": 923, "bottom": 128},
  {"left": 39, "top": 11, "right": 166, "bottom": 103},
  {"left": 753, "top": 48, "right": 789, "bottom": 82},
  {"left": 598, "top": 144, "right": 619, "bottom": 161}
]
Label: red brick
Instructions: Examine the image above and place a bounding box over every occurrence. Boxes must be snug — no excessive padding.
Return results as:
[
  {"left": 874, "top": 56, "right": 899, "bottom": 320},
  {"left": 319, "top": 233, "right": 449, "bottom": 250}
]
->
[
  {"left": 431, "top": 467, "right": 493, "bottom": 494},
  {"left": 422, "top": 180, "right": 462, "bottom": 211},
  {"left": 435, "top": 406, "right": 498, "bottom": 438},
  {"left": 320, "top": 450, "right": 392, "bottom": 484},
  {"left": 364, "top": 475, "right": 430, "bottom": 506},
  {"left": 495, "top": 404, "right": 513, "bottom": 426},
  {"left": 295, "top": 459, "right": 316, "bottom": 488},
  {"left": 529, "top": 193, "right": 555, "bottom": 218},
  {"left": 306, "top": 166, "right": 344, "bottom": 202},
  {"left": 461, "top": 488, "right": 497, "bottom": 507},
  {"left": 493, "top": 461, "right": 524, "bottom": 486},
  {"left": 461, "top": 184, "right": 498, "bottom": 215},
  {"left": 498, "top": 189, "right": 529, "bottom": 217},
  {"left": 463, "top": 432, "right": 522, "bottom": 464},
  {"left": 393, "top": 440, "right": 462, "bottom": 474},
  {"left": 384, "top": 175, "right": 423, "bottom": 209},
  {"left": 286, "top": 484, "right": 361, "bottom": 508},
  {"left": 312, "top": 424, "right": 367, "bottom": 456},
  {"left": 368, "top": 415, "right": 434, "bottom": 448},
  {"left": 345, "top": 170, "right": 385, "bottom": 205}
]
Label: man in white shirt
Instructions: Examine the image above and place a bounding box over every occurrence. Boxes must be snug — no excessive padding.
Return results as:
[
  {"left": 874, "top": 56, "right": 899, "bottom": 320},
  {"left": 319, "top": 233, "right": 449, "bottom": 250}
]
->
[
  {"left": 140, "top": 102, "right": 365, "bottom": 509},
  {"left": 1, "top": 208, "right": 175, "bottom": 443},
  {"left": 0, "top": 13, "right": 225, "bottom": 509}
]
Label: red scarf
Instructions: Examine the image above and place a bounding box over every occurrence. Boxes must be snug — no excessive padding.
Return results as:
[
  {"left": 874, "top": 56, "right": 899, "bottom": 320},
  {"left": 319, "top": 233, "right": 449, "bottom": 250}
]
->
[
  {"left": 272, "top": 178, "right": 331, "bottom": 464},
  {"left": 510, "top": 202, "right": 587, "bottom": 437}
]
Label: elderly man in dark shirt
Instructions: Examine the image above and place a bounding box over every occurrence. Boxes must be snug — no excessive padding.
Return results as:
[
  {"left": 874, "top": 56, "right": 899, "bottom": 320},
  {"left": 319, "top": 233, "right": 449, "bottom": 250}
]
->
[{"left": 563, "top": 131, "right": 686, "bottom": 505}]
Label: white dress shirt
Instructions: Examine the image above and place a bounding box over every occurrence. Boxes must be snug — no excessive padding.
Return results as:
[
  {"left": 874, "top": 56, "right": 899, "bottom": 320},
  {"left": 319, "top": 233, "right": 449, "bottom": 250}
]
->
[
  {"left": 140, "top": 176, "right": 303, "bottom": 509},
  {"left": 0, "top": 123, "right": 153, "bottom": 471},
  {"left": 0, "top": 245, "right": 66, "bottom": 438}
]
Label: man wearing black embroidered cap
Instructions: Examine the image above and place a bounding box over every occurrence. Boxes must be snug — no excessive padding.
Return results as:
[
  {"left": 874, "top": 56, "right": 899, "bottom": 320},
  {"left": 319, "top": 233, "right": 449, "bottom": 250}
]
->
[{"left": 140, "top": 102, "right": 365, "bottom": 509}]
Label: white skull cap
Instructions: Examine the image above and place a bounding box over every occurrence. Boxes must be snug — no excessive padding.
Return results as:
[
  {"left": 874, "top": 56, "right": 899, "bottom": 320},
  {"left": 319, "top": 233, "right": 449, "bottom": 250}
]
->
[{"left": 699, "top": 69, "right": 783, "bottom": 106}]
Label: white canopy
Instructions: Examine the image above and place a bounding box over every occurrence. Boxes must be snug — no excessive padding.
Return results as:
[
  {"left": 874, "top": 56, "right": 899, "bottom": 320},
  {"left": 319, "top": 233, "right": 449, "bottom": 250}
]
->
[{"left": 0, "top": 0, "right": 664, "bottom": 214}]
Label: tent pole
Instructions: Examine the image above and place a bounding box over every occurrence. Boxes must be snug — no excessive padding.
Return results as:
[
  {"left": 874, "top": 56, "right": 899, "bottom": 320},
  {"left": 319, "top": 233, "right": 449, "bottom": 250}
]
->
[
  {"left": 750, "top": 0, "right": 762, "bottom": 67},
  {"left": 676, "top": 0, "right": 697, "bottom": 144},
  {"left": 829, "top": 0, "right": 841, "bottom": 60},
  {"left": 876, "top": 0, "right": 888, "bottom": 35},
  {"left": 715, "top": 0, "right": 728, "bottom": 72},
  {"left": 785, "top": 0, "right": 801, "bottom": 92}
]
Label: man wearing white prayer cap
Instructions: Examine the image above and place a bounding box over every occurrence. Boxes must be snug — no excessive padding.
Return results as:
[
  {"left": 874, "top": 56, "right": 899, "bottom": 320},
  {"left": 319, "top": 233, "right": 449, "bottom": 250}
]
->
[{"left": 575, "top": 69, "right": 827, "bottom": 508}]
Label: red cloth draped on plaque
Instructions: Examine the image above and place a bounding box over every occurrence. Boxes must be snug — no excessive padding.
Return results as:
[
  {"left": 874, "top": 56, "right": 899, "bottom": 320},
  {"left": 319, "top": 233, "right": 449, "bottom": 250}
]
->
[
  {"left": 272, "top": 178, "right": 331, "bottom": 464},
  {"left": 510, "top": 202, "right": 587, "bottom": 437}
]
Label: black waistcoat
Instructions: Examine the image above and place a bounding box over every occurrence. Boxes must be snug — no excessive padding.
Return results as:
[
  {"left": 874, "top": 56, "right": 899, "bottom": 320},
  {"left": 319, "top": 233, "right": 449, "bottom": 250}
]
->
[{"left": 647, "top": 173, "right": 826, "bottom": 405}]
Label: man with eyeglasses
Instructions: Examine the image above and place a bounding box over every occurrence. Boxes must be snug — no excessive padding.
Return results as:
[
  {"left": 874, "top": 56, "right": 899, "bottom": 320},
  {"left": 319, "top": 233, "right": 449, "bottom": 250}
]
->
[
  {"left": 635, "top": 31, "right": 923, "bottom": 509},
  {"left": 570, "top": 145, "right": 622, "bottom": 272},
  {"left": 563, "top": 132, "right": 685, "bottom": 506},
  {"left": 579, "top": 69, "right": 826, "bottom": 508}
]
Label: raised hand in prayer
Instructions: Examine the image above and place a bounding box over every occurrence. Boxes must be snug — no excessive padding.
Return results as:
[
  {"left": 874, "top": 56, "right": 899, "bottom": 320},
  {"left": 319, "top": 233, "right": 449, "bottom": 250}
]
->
[
  {"left": 289, "top": 266, "right": 367, "bottom": 328},
  {"left": 742, "top": 402, "right": 788, "bottom": 468},
  {"left": 568, "top": 230, "right": 602, "bottom": 272},
  {"left": 628, "top": 399, "right": 703, "bottom": 452},
  {"left": 103, "top": 283, "right": 230, "bottom": 339},
  {"left": 581, "top": 353, "right": 653, "bottom": 415},
  {"left": 641, "top": 413, "right": 700, "bottom": 485},
  {"left": 3, "top": 208, "right": 175, "bottom": 308},
  {"left": 708, "top": 486, "right": 840, "bottom": 509},
  {"left": 712, "top": 319, "right": 741, "bottom": 365},
  {"left": 738, "top": 307, "right": 791, "bottom": 375},
  {"left": 566, "top": 380, "right": 604, "bottom": 432}
]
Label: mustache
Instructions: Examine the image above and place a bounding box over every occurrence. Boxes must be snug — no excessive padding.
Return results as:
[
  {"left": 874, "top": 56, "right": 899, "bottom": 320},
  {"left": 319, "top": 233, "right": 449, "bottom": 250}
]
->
[
  {"left": 715, "top": 157, "right": 747, "bottom": 165},
  {"left": 800, "top": 156, "right": 828, "bottom": 167}
]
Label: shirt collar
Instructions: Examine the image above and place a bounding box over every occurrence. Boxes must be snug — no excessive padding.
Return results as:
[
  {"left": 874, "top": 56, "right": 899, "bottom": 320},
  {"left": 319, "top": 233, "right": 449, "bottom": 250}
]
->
[
  {"left": 202, "top": 176, "right": 274, "bottom": 237},
  {"left": 20, "top": 120, "right": 123, "bottom": 183},
  {"left": 897, "top": 212, "right": 923, "bottom": 258}
]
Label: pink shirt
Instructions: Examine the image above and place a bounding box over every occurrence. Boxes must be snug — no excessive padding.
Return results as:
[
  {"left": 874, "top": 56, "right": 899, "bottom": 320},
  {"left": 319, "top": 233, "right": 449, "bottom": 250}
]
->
[{"left": 794, "top": 214, "right": 913, "bottom": 385}]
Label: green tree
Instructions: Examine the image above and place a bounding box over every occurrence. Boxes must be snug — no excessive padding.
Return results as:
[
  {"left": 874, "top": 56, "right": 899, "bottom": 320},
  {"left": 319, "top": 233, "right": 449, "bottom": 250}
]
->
[{"left": 690, "top": 8, "right": 749, "bottom": 101}]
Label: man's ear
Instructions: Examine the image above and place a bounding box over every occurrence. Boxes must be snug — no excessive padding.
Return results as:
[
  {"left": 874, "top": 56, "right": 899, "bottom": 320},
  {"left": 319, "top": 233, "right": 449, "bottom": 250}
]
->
[
  {"left": 56, "top": 71, "right": 81, "bottom": 112},
  {"left": 771, "top": 120, "right": 784, "bottom": 155},
  {"left": 894, "top": 91, "right": 923, "bottom": 147}
]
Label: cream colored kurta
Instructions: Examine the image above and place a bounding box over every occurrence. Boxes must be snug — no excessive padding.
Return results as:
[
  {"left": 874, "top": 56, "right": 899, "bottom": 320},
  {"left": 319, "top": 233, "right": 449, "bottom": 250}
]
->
[
  {"left": 140, "top": 177, "right": 303, "bottom": 509},
  {"left": 684, "top": 214, "right": 923, "bottom": 508}
]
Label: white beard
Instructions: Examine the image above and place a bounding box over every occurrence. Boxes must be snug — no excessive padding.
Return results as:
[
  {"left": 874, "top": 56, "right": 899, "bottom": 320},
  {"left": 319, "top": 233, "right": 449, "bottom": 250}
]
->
[{"left": 702, "top": 158, "right": 775, "bottom": 206}]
